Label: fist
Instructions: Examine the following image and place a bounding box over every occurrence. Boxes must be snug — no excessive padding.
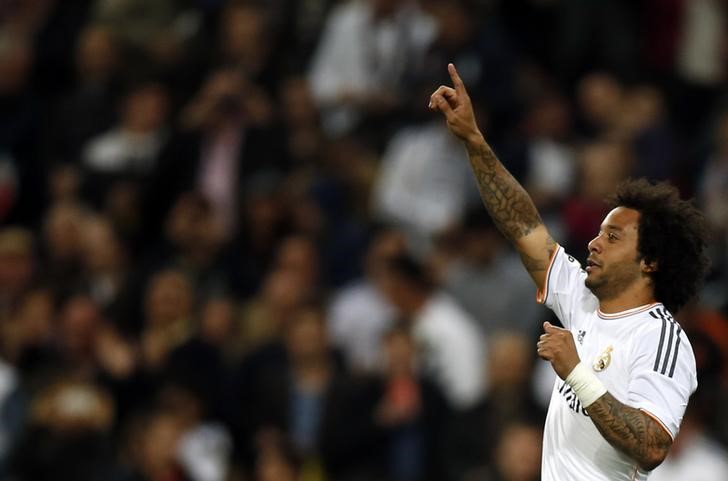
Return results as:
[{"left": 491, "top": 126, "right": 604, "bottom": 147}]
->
[{"left": 537, "top": 321, "right": 580, "bottom": 380}]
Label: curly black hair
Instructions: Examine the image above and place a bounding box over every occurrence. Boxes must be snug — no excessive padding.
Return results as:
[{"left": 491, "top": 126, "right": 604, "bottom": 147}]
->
[{"left": 607, "top": 178, "right": 710, "bottom": 313}]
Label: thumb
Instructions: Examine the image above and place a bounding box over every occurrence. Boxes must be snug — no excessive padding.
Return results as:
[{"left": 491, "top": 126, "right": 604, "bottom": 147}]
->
[{"left": 543, "top": 321, "right": 558, "bottom": 333}]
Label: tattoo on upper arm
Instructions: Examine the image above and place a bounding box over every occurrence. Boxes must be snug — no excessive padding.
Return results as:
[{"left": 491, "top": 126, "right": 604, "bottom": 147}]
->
[
  {"left": 467, "top": 143, "right": 543, "bottom": 243},
  {"left": 587, "top": 392, "right": 672, "bottom": 470}
]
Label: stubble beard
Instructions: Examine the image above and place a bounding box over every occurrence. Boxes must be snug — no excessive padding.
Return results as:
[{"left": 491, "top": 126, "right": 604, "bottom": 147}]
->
[{"left": 585, "top": 261, "right": 642, "bottom": 303}]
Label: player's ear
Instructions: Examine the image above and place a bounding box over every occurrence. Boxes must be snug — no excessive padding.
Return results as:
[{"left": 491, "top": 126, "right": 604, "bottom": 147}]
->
[{"left": 641, "top": 258, "right": 658, "bottom": 273}]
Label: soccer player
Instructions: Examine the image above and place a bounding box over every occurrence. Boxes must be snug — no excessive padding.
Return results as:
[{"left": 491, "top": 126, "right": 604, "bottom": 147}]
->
[{"left": 429, "top": 64, "right": 710, "bottom": 480}]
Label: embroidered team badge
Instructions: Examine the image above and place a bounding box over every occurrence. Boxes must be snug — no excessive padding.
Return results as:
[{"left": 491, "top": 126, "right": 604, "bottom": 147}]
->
[{"left": 593, "top": 345, "right": 613, "bottom": 371}]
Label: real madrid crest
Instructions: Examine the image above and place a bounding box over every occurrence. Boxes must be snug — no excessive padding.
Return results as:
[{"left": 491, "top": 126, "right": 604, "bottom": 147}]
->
[{"left": 593, "top": 345, "right": 613, "bottom": 371}]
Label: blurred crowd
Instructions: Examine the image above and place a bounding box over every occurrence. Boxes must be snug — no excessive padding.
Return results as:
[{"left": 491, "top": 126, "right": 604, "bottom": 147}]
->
[{"left": 1, "top": 0, "right": 728, "bottom": 480}]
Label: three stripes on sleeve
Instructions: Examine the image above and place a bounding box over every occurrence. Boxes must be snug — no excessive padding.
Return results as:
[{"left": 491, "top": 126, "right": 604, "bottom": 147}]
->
[{"left": 650, "top": 308, "right": 681, "bottom": 378}]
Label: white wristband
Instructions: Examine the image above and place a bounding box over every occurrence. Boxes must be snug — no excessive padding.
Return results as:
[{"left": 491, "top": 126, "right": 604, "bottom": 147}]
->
[{"left": 565, "top": 362, "right": 607, "bottom": 408}]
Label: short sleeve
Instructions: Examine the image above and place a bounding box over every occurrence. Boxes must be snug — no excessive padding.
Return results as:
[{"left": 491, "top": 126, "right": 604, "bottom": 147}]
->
[
  {"left": 536, "top": 245, "right": 594, "bottom": 329},
  {"left": 627, "top": 314, "right": 698, "bottom": 439}
]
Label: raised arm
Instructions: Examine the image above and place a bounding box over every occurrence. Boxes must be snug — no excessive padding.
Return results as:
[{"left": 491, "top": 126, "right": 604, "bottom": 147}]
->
[{"left": 429, "top": 64, "right": 556, "bottom": 287}]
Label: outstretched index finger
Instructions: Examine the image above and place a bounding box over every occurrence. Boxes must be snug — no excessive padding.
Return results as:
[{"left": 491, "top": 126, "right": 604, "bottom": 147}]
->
[{"left": 448, "top": 63, "right": 467, "bottom": 96}]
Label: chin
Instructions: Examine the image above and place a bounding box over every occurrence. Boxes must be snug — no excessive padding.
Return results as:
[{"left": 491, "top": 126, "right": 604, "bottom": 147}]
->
[{"left": 584, "top": 276, "right": 601, "bottom": 293}]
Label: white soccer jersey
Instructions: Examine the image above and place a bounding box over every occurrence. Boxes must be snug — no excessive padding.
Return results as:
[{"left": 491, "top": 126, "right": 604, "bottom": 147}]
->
[{"left": 537, "top": 246, "right": 698, "bottom": 481}]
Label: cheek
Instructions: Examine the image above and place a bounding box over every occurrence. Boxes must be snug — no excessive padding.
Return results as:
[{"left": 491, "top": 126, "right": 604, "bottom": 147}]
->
[{"left": 607, "top": 256, "right": 643, "bottom": 279}]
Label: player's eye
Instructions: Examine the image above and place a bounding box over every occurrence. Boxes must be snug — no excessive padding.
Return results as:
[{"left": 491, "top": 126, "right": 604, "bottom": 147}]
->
[{"left": 607, "top": 232, "right": 618, "bottom": 241}]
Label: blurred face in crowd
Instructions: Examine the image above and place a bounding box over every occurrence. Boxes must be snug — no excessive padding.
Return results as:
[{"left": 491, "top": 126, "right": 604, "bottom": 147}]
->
[
  {"left": 255, "top": 445, "right": 299, "bottom": 481},
  {"left": 76, "top": 25, "right": 118, "bottom": 81},
  {"left": 144, "top": 270, "right": 193, "bottom": 327},
  {"left": 242, "top": 187, "right": 285, "bottom": 246},
  {"left": 285, "top": 307, "right": 329, "bottom": 364},
  {"left": 365, "top": 229, "right": 408, "bottom": 278},
  {"left": 524, "top": 95, "right": 572, "bottom": 140},
  {"left": 137, "top": 413, "right": 185, "bottom": 479},
  {"left": 488, "top": 333, "right": 531, "bottom": 389},
  {"left": 200, "top": 297, "right": 234, "bottom": 344},
  {"left": 261, "top": 267, "right": 308, "bottom": 312},
  {"left": 578, "top": 73, "right": 622, "bottom": 128},
  {"left": 59, "top": 295, "right": 102, "bottom": 356},
  {"left": 44, "top": 202, "right": 86, "bottom": 263},
  {"left": 220, "top": 3, "right": 269, "bottom": 68},
  {"left": 280, "top": 76, "right": 318, "bottom": 128},
  {"left": 496, "top": 423, "right": 542, "bottom": 481},
  {"left": 619, "top": 86, "right": 663, "bottom": 134},
  {"left": 462, "top": 226, "right": 501, "bottom": 265},
  {"left": 373, "top": 259, "right": 430, "bottom": 317},
  {"left": 374, "top": 266, "right": 407, "bottom": 311},
  {"left": 0, "top": 34, "right": 33, "bottom": 95},
  {"left": 275, "top": 235, "right": 319, "bottom": 287},
  {"left": 82, "top": 217, "right": 125, "bottom": 274},
  {"left": 425, "top": 0, "right": 473, "bottom": 48},
  {"left": 578, "top": 141, "right": 629, "bottom": 200},
  {"left": 0, "top": 228, "right": 34, "bottom": 299},
  {"left": 166, "top": 193, "right": 223, "bottom": 256},
  {"left": 14, "top": 288, "right": 55, "bottom": 344},
  {"left": 122, "top": 83, "right": 170, "bottom": 133}
]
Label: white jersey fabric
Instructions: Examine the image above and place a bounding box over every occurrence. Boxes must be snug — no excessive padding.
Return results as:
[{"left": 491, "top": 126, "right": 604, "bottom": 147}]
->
[{"left": 537, "top": 246, "right": 698, "bottom": 481}]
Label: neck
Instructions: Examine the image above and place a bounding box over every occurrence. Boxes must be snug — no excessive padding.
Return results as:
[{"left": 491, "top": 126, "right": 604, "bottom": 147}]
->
[{"left": 598, "top": 287, "right": 656, "bottom": 314}]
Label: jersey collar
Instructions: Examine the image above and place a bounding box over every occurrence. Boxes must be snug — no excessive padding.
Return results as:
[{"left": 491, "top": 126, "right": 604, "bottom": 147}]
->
[{"left": 597, "top": 302, "right": 663, "bottom": 320}]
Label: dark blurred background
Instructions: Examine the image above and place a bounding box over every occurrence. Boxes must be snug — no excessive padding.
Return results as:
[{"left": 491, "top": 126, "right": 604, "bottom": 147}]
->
[{"left": 0, "top": 1, "right": 727, "bottom": 480}]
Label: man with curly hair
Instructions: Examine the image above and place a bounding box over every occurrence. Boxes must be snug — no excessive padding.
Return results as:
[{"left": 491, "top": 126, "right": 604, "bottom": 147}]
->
[{"left": 430, "top": 64, "right": 710, "bottom": 480}]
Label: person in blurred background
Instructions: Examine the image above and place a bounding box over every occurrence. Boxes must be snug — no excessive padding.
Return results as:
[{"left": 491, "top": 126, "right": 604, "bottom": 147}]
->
[
  {"left": 230, "top": 302, "right": 382, "bottom": 480},
  {"left": 439, "top": 208, "right": 543, "bottom": 335},
  {"left": 488, "top": 421, "right": 543, "bottom": 481},
  {"left": 308, "top": 0, "right": 437, "bottom": 138},
  {"left": 0, "top": 228, "right": 35, "bottom": 322},
  {"left": 253, "top": 433, "right": 302, "bottom": 481},
  {"left": 445, "top": 332, "right": 544, "bottom": 481},
  {"left": 140, "top": 269, "right": 195, "bottom": 374},
  {"left": 81, "top": 80, "right": 171, "bottom": 212},
  {"left": 45, "top": 24, "right": 120, "bottom": 168},
  {"left": 80, "top": 214, "right": 131, "bottom": 316},
  {"left": 649, "top": 398, "right": 728, "bottom": 481},
  {"left": 8, "top": 379, "right": 121, "bottom": 481},
  {"left": 328, "top": 226, "right": 404, "bottom": 374},
  {"left": 374, "top": 253, "right": 486, "bottom": 410},
  {"left": 40, "top": 201, "right": 88, "bottom": 294},
  {"left": 374, "top": 325, "right": 449, "bottom": 481}
]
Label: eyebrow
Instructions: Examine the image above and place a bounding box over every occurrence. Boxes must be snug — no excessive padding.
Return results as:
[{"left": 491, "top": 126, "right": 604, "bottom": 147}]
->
[{"left": 601, "top": 224, "right": 624, "bottom": 232}]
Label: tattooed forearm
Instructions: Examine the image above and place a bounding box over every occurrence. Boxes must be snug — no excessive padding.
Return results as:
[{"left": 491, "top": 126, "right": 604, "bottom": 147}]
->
[
  {"left": 466, "top": 142, "right": 543, "bottom": 243},
  {"left": 587, "top": 392, "right": 672, "bottom": 471}
]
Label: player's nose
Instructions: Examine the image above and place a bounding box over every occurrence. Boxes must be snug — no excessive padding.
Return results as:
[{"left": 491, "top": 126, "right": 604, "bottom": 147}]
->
[{"left": 588, "top": 235, "right": 602, "bottom": 254}]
